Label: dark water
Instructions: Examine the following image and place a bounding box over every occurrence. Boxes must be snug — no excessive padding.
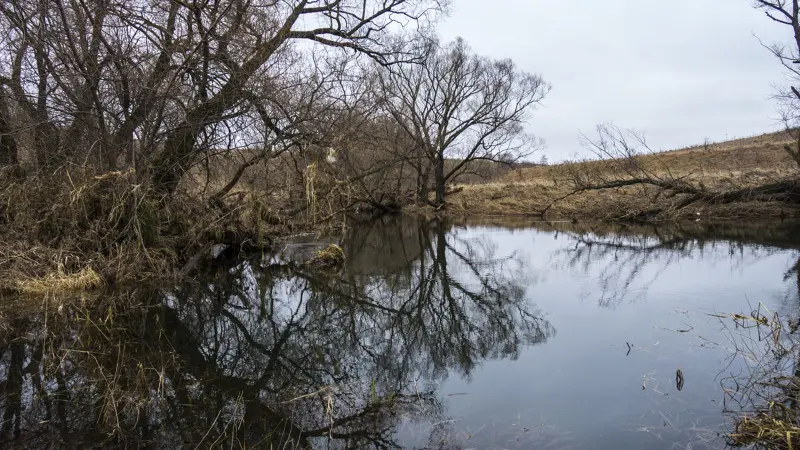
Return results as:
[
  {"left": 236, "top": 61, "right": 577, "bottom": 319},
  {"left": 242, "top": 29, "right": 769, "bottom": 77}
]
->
[{"left": 2, "top": 218, "right": 800, "bottom": 449}]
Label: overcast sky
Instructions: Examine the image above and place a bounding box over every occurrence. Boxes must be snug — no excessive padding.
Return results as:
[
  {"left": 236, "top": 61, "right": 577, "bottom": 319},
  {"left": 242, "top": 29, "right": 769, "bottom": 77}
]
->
[{"left": 436, "top": 0, "right": 791, "bottom": 161}]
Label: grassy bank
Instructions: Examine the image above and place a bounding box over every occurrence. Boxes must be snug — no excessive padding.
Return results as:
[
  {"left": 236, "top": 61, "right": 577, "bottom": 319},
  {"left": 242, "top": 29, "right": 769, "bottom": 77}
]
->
[
  {"left": 439, "top": 131, "right": 800, "bottom": 221},
  {"left": 0, "top": 167, "right": 340, "bottom": 295}
]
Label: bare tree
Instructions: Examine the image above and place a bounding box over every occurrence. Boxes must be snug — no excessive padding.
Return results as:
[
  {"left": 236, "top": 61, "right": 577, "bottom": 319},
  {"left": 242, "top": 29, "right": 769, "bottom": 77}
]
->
[
  {"left": 539, "top": 2, "right": 800, "bottom": 222},
  {"left": 0, "top": 0, "right": 447, "bottom": 194},
  {"left": 377, "top": 37, "right": 549, "bottom": 207},
  {"left": 753, "top": 1, "right": 800, "bottom": 164}
]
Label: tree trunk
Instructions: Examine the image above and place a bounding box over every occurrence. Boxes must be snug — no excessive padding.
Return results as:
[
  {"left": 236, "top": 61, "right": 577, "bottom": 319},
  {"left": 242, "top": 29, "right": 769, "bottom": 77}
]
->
[
  {"left": 0, "top": 103, "right": 18, "bottom": 166},
  {"left": 416, "top": 166, "right": 430, "bottom": 205},
  {"left": 433, "top": 156, "right": 446, "bottom": 207},
  {"left": 151, "top": 122, "right": 200, "bottom": 195}
]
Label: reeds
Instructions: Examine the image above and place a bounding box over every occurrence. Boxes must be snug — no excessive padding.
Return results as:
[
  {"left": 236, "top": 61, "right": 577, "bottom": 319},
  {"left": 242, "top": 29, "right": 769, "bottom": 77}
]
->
[
  {"left": 721, "top": 303, "right": 800, "bottom": 449},
  {"left": 730, "top": 410, "right": 800, "bottom": 449}
]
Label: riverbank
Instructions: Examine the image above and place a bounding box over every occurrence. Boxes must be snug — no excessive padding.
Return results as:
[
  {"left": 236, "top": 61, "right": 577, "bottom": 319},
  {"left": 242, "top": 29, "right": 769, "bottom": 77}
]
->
[
  {"left": 435, "top": 131, "right": 800, "bottom": 221},
  {"left": 0, "top": 168, "right": 331, "bottom": 295},
  {"left": 3, "top": 131, "right": 799, "bottom": 294}
]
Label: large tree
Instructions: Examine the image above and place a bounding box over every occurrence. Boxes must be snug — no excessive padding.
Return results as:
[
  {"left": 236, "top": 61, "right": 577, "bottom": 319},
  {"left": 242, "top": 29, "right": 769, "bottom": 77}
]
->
[{"left": 377, "top": 38, "right": 549, "bottom": 207}]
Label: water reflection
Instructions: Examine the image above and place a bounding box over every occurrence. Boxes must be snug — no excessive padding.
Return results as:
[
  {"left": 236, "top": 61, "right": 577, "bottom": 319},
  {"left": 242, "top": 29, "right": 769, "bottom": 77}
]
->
[
  {"left": 341, "top": 219, "right": 551, "bottom": 378},
  {"left": 0, "top": 218, "right": 551, "bottom": 448},
  {"left": 536, "top": 221, "right": 800, "bottom": 307},
  {"left": 5, "top": 218, "right": 800, "bottom": 449},
  {"left": 427, "top": 219, "right": 800, "bottom": 449}
]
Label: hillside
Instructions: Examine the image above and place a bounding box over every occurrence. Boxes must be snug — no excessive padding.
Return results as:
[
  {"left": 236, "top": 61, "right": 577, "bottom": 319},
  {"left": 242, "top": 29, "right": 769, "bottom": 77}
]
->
[{"left": 443, "top": 130, "right": 800, "bottom": 220}]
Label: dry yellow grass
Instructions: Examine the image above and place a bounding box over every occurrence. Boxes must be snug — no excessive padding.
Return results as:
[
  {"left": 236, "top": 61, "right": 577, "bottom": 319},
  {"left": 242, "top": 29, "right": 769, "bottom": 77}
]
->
[
  {"left": 14, "top": 266, "right": 104, "bottom": 295},
  {"left": 511, "top": 131, "right": 797, "bottom": 184},
  {"left": 729, "top": 412, "right": 800, "bottom": 449},
  {"left": 443, "top": 130, "right": 800, "bottom": 220}
]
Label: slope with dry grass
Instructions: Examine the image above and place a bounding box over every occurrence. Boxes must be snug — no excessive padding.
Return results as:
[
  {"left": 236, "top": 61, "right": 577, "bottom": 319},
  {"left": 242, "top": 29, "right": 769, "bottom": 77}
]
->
[
  {"left": 0, "top": 167, "right": 291, "bottom": 295},
  {"left": 442, "top": 131, "right": 800, "bottom": 220}
]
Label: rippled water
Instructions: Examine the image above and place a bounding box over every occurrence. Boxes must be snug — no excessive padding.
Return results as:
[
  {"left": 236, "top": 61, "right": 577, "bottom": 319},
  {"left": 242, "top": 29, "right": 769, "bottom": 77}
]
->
[{"left": 2, "top": 218, "right": 800, "bottom": 448}]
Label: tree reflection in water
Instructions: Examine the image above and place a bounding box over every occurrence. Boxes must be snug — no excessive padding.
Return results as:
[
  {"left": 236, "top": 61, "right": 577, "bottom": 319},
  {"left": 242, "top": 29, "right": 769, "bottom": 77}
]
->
[
  {"left": 0, "top": 218, "right": 551, "bottom": 448},
  {"left": 541, "top": 221, "right": 800, "bottom": 308}
]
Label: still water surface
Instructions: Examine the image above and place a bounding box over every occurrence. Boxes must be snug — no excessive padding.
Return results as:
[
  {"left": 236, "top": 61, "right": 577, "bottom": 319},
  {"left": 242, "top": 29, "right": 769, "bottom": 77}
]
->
[{"left": 2, "top": 218, "right": 800, "bottom": 449}]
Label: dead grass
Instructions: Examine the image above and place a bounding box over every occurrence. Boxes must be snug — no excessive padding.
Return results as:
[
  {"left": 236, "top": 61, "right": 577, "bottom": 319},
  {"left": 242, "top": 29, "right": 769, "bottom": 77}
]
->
[
  {"left": 0, "top": 168, "right": 215, "bottom": 293},
  {"left": 0, "top": 158, "right": 360, "bottom": 294},
  {"left": 181, "top": 151, "right": 384, "bottom": 236},
  {"left": 509, "top": 130, "right": 797, "bottom": 186},
  {"left": 440, "top": 130, "right": 800, "bottom": 220},
  {"left": 13, "top": 266, "right": 104, "bottom": 294},
  {"left": 0, "top": 155, "right": 365, "bottom": 295},
  {"left": 730, "top": 411, "right": 800, "bottom": 449},
  {"left": 305, "top": 243, "right": 346, "bottom": 269},
  {"left": 1, "top": 130, "right": 795, "bottom": 293},
  {"left": 716, "top": 302, "right": 800, "bottom": 450}
]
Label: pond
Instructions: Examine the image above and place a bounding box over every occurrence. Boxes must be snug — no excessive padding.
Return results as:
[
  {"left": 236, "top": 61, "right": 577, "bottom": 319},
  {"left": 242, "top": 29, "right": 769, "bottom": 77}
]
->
[{"left": 2, "top": 217, "right": 800, "bottom": 449}]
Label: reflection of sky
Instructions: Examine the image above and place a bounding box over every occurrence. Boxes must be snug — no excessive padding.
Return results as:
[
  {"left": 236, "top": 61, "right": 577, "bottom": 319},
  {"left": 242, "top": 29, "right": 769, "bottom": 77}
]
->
[{"left": 405, "top": 225, "right": 800, "bottom": 450}]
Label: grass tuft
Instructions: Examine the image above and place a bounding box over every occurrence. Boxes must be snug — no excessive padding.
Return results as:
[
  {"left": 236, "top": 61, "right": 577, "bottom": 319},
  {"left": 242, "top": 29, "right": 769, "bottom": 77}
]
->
[
  {"left": 306, "top": 243, "right": 346, "bottom": 268},
  {"left": 14, "top": 266, "right": 104, "bottom": 294}
]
